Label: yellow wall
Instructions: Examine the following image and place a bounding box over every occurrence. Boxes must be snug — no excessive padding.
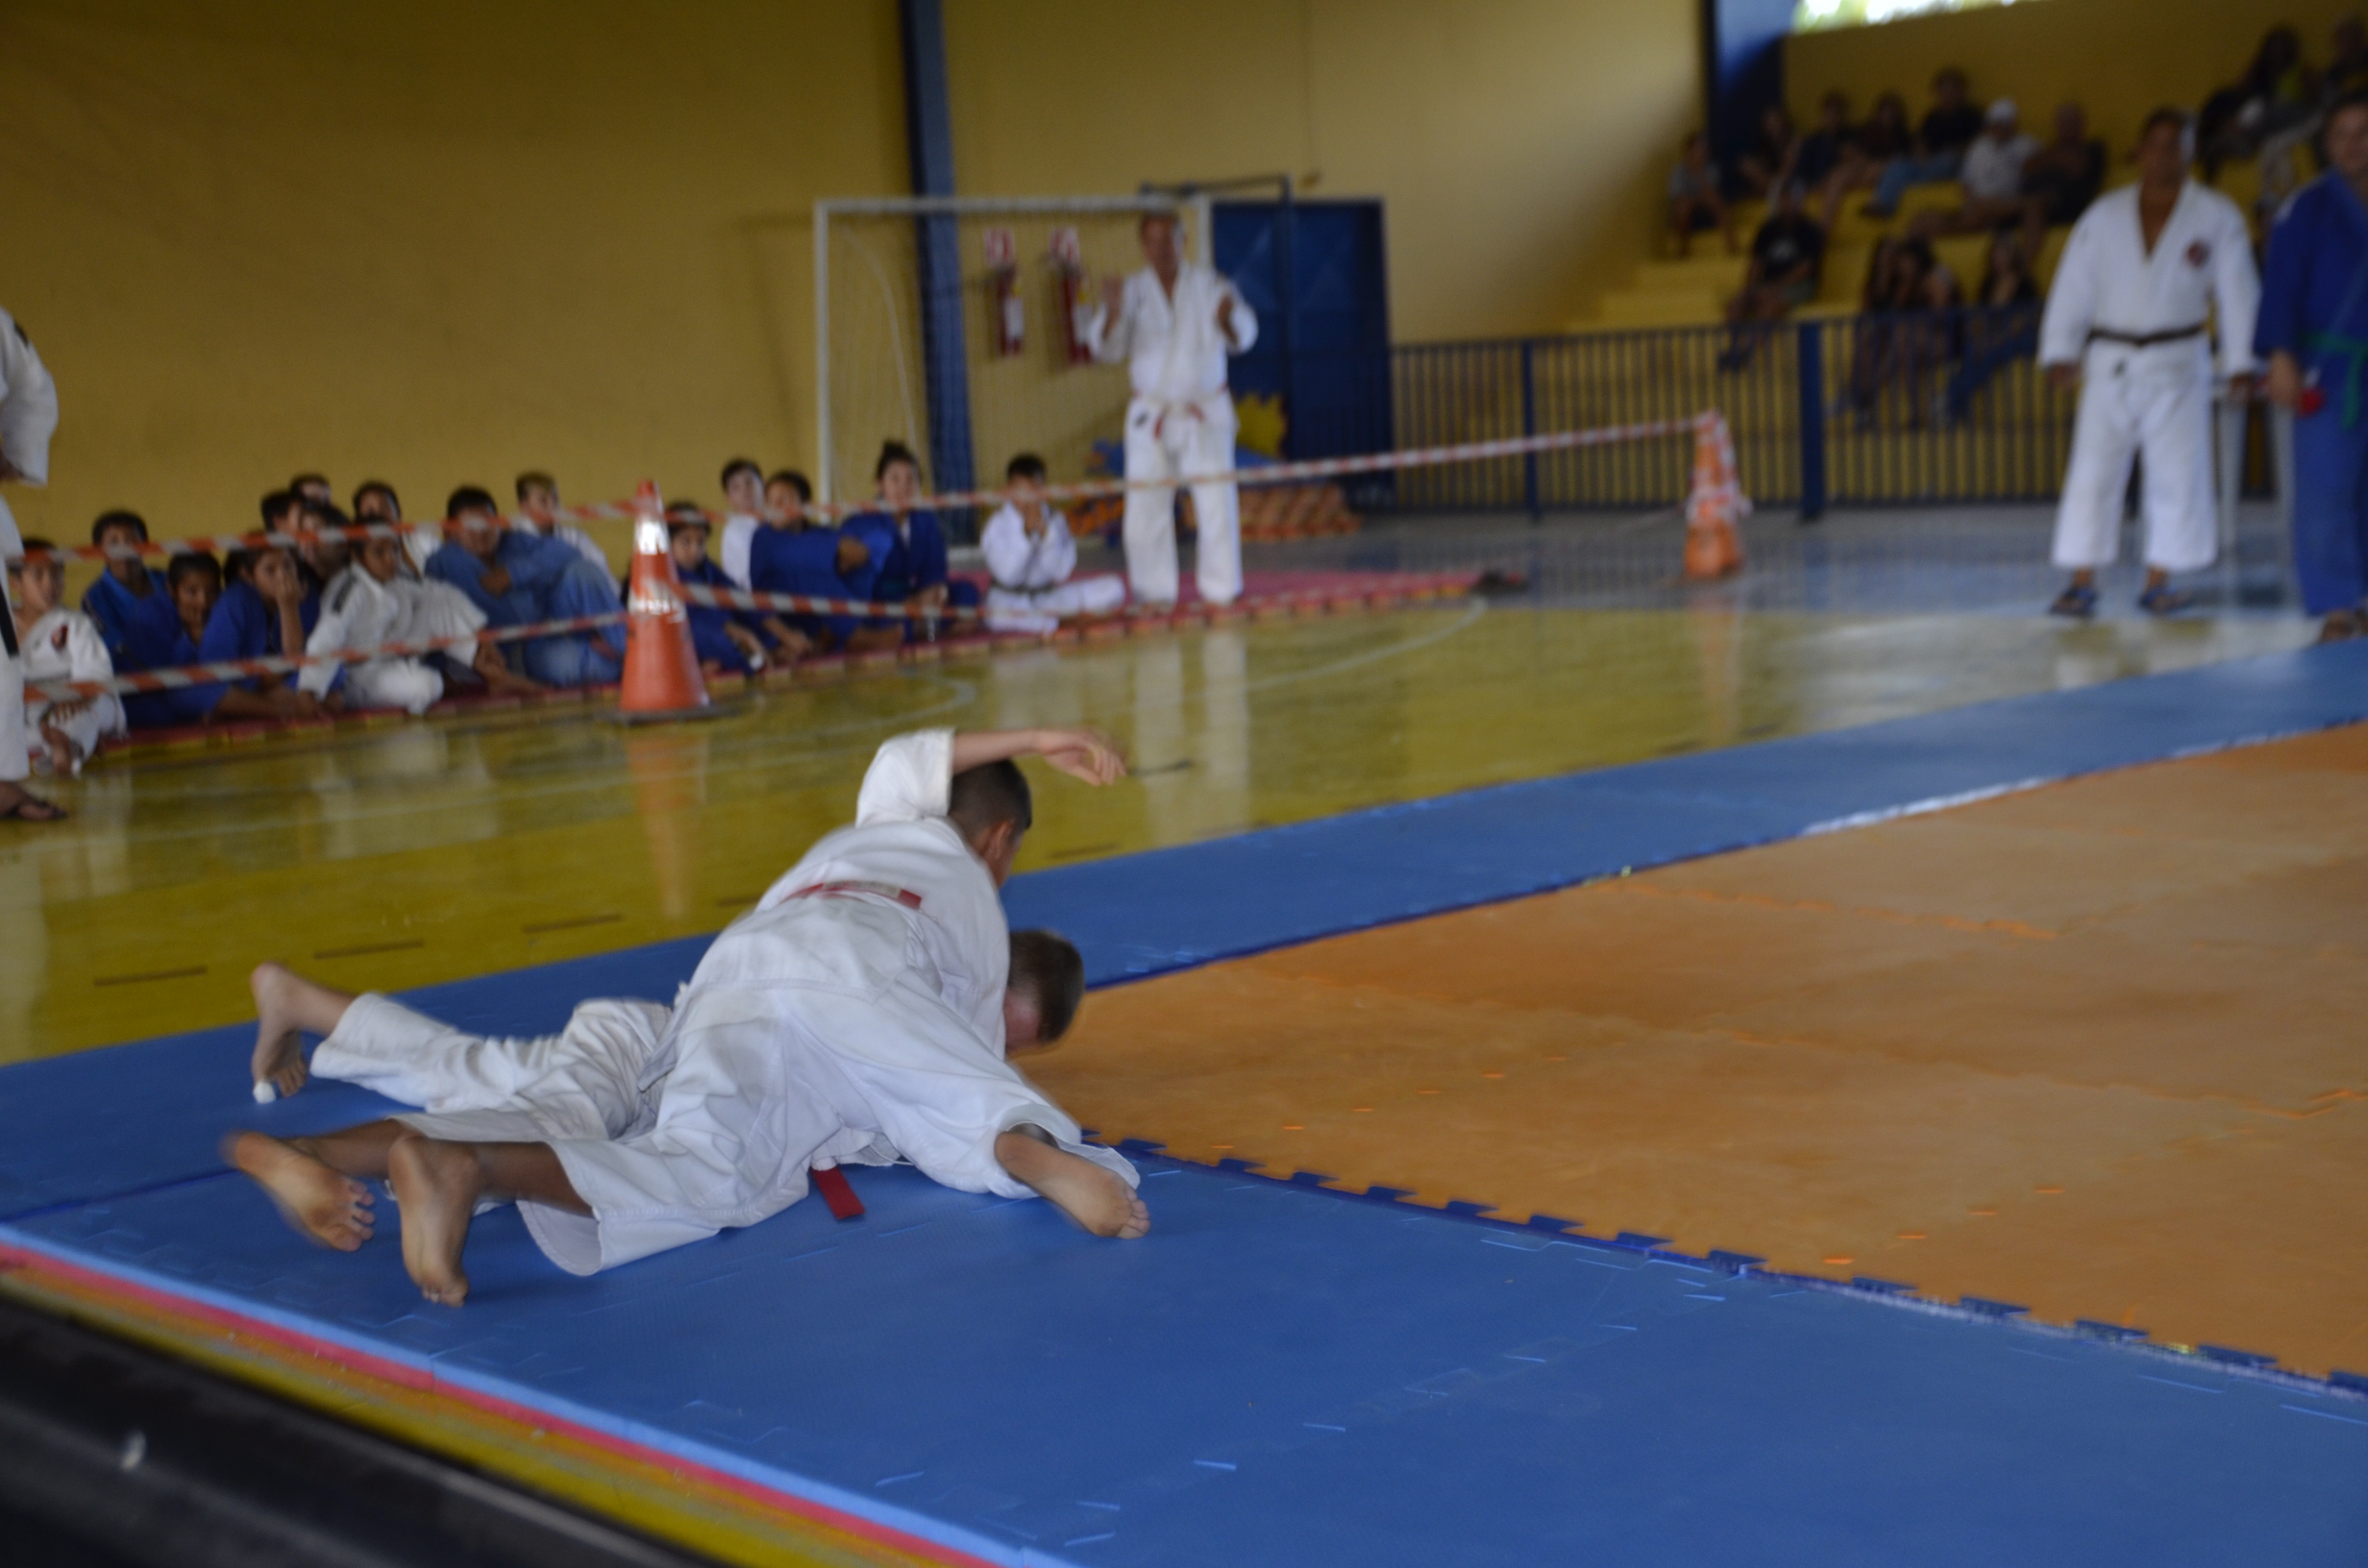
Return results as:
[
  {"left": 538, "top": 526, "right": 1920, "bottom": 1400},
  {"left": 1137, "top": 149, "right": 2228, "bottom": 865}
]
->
[
  {"left": 1788, "top": 0, "right": 2357, "bottom": 161},
  {"left": 0, "top": 0, "right": 906, "bottom": 547},
  {"left": 0, "top": 1, "right": 1695, "bottom": 546},
  {"left": 945, "top": 0, "right": 1700, "bottom": 345}
]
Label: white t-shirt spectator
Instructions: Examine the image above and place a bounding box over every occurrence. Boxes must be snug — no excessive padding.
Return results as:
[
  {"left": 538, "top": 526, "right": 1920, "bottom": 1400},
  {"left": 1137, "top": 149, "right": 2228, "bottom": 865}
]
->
[{"left": 1961, "top": 132, "right": 2038, "bottom": 202}]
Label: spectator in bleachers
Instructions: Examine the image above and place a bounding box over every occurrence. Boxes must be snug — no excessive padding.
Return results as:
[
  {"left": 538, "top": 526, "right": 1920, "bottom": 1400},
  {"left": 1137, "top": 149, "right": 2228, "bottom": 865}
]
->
[
  {"left": 1908, "top": 100, "right": 2039, "bottom": 242},
  {"left": 2019, "top": 102, "right": 2108, "bottom": 235},
  {"left": 429, "top": 486, "right": 624, "bottom": 686},
  {"left": 1946, "top": 231, "right": 2046, "bottom": 423},
  {"left": 2200, "top": 26, "right": 2315, "bottom": 183},
  {"left": 662, "top": 502, "right": 771, "bottom": 676},
  {"left": 11, "top": 537, "right": 124, "bottom": 775},
  {"left": 1864, "top": 68, "right": 1984, "bottom": 219},
  {"left": 78, "top": 509, "right": 165, "bottom": 671},
  {"left": 715, "top": 457, "right": 765, "bottom": 589},
  {"left": 1817, "top": 91, "right": 1911, "bottom": 231},
  {"left": 122, "top": 551, "right": 327, "bottom": 727},
  {"left": 1843, "top": 237, "right": 1961, "bottom": 427},
  {"left": 1737, "top": 104, "right": 1800, "bottom": 201},
  {"left": 1792, "top": 92, "right": 1857, "bottom": 200},
  {"left": 1719, "top": 184, "right": 1825, "bottom": 371},
  {"left": 1665, "top": 134, "right": 1737, "bottom": 258},
  {"left": 517, "top": 471, "right": 607, "bottom": 571}
]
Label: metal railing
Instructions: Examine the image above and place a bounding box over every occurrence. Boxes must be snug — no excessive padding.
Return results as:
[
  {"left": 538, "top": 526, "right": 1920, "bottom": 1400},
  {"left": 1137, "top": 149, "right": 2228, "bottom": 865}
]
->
[{"left": 1382, "top": 307, "right": 2256, "bottom": 517}]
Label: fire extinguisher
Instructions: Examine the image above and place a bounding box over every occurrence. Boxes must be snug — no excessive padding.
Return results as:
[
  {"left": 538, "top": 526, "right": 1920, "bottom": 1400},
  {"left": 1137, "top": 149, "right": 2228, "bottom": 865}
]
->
[
  {"left": 984, "top": 226, "right": 1022, "bottom": 357},
  {"left": 1050, "top": 225, "right": 1094, "bottom": 366}
]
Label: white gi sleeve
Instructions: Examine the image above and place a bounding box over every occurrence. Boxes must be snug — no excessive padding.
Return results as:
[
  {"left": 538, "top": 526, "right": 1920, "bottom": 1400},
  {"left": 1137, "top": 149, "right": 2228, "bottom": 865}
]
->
[
  {"left": 1085, "top": 275, "right": 1135, "bottom": 364},
  {"left": 853, "top": 727, "right": 952, "bottom": 825},
  {"left": 0, "top": 310, "right": 59, "bottom": 487},
  {"left": 980, "top": 504, "right": 1031, "bottom": 588},
  {"left": 2208, "top": 200, "right": 2262, "bottom": 377},
  {"left": 1217, "top": 276, "right": 1258, "bottom": 355},
  {"left": 2037, "top": 212, "right": 2100, "bottom": 367},
  {"left": 1042, "top": 517, "right": 1079, "bottom": 587},
  {"left": 298, "top": 575, "right": 362, "bottom": 698}
]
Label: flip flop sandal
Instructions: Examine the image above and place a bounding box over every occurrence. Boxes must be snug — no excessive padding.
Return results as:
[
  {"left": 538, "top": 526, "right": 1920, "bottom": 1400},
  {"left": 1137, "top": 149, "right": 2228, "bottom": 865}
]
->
[
  {"left": 2136, "top": 584, "right": 2189, "bottom": 616},
  {"left": 2047, "top": 583, "right": 2098, "bottom": 619},
  {"left": 0, "top": 796, "right": 68, "bottom": 822}
]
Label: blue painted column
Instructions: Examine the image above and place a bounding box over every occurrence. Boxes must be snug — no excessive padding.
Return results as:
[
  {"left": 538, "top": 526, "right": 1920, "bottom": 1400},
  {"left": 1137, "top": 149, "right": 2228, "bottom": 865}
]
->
[
  {"left": 900, "top": 0, "right": 975, "bottom": 514},
  {"left": 1796, "top": 320, "right": 1827, "bottom": 521}
]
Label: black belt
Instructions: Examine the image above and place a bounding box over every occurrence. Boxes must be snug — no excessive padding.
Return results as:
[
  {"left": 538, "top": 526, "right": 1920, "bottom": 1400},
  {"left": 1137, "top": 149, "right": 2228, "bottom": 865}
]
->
[{"left": 2087, "top": 324, "right": 2207, "bottom": 347}]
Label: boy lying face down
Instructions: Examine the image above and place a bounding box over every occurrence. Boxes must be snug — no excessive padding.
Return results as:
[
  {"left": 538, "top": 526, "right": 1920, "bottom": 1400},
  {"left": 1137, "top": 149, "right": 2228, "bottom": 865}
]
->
[{"left": 229, "top": 727, "right": 1137, "bottom": 1306}]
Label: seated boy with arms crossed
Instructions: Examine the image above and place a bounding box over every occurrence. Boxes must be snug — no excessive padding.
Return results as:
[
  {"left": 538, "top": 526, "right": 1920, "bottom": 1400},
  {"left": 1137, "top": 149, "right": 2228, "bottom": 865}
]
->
[{"left": 232, "top": 726, "right": 1141, "bottom": 1306}]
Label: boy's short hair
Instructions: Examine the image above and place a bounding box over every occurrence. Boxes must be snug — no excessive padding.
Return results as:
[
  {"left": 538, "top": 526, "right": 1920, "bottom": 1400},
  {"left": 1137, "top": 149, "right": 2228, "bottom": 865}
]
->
[
  {"left": 720, "top": 457, "right": 762, "bottom": 489},
  {"left": 1009, "top": 929, "right": 1086, "bottom": 1043},
  {"left": 664, "top": 499, "right": 710, "bottom": 534},
  {"left": 12, "top": 535, "right": 56, "bottom": 574},
  {"left": 91, "top": 509, "right": 150, "bottom": 545},
  {"left": 259, "top": 490, "right": 298, "bottom": 527},
  {"left": 165, "top": 551, "right": 221, "bottom": 590},
  {"left": 874, "top": 440, "right": 921, "bottom": 481},
  {"left": 288, "top": 472, "right": 331, "bottom": 493},
  {"left": 515, "top": 470, "right": 557, "bottom": 500},
  {"left": 1005, "top": 453, "right": 1048, "bottom": 483},
  {"left": 766, "top": 469, "right": 812, "bottom": 502},
  {"left": 352, "top": 479, "right": 400, "bottom": 516},
  {"left": 949, "top": 759, "right": 1032, "bottom": 841},
  {"left": 445, "top": 485, "right": 500, "bottom": 519}
]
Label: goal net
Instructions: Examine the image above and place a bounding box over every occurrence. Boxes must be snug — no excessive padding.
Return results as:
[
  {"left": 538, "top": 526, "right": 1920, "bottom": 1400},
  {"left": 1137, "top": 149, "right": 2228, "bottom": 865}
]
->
[{"left": 814, "top": 195, "right": 1212, "bottom": 512}]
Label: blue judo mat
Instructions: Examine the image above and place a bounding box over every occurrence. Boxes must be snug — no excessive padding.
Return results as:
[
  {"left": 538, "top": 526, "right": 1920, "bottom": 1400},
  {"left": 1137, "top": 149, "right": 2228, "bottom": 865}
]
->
[{"left": 5, "top": 642, "right": 2368, "bottom": 1562}]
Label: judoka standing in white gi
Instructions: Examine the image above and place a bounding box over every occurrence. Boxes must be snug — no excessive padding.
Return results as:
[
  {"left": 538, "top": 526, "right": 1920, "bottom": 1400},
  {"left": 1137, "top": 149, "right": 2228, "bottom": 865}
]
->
[
  {"left": 231, "top": 726, "right": 1143, "bottom": 1305},
  {"left": 2040, "top": 110, "right": 2260, "bottom": 617},
  {"left": 0, "top": 306, "right": 63, "bottom": 821},
  {"left": 1088, "top": 212, "right": 1257, "bottom": 607}
]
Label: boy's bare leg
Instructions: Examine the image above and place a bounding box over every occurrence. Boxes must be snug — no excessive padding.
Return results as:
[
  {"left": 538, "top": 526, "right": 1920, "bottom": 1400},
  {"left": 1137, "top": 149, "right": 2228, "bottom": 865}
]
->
[
  {"left": 995, "top": 1129, "right": 1150, "bottom": 1239},
  {"left": 224, "top": 1119, "right": 408, "bottom": 1252},
  {"left": 387, "top": 1138, "right": 587, "bottom": 1307},
  {"left": 249, "top": 961, "right": 358, "bottom": 1097}
]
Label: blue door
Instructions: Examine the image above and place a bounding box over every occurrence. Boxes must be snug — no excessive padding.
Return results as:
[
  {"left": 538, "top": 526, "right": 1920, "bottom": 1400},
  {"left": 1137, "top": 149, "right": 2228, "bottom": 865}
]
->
[{"left": 1213, "top": 199, "right": 1394, "bottom": 496}]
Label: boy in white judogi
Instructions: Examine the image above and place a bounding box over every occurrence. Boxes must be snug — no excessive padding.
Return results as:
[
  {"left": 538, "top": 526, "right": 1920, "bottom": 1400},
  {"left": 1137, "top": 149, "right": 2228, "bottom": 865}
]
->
[
  {"left": 9, "top": 537, "right": 125, "bottom": 774},
  {"left": 301, "top": 533, "right": 467, "bottom": 714},
  {"left": 1087, "top": 211, "right": 1257, "bottom": 608},
  {"left": 981, "top": 453, "right": 1127, "bottom": 634},
  {"left": 0, "top": 304, "right": 63, "bottom": 821},
  {"left": 2040, "top": 110, "right": 2260, "bottom": 617},
  {"left": 230, "top": 726, "right": 1143, "bottom": 1306}
]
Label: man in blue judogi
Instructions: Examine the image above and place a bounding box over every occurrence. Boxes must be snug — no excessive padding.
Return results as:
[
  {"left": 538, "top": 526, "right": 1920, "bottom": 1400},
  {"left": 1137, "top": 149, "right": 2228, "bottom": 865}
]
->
[{"left": 2260, "top": 90, "right": 2368, "bottom": 642}]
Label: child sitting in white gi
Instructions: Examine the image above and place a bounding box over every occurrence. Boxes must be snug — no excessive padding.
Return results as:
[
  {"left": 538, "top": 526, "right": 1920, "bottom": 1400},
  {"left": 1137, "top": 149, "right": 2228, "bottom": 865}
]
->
[
  {"left": 228, "top": 726, "right": 1141, "bottom": 1306},
  {"left": 302, "top": 528, "right": 536, "bottom": 713},
  {"left": 9, "top": 537, "right": 126, "bottom": 774},
  {"left": 980, "top": 453, "right": 1127, "bottom": 634}
]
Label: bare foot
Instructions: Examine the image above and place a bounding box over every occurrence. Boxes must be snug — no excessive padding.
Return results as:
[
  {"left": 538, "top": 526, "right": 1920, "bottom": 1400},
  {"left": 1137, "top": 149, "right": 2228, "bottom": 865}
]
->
[
  {"left": 387, "top": 1136, "right": 481, "bottom": 1306},
  {"left": 227, "top": 1132, "right": 375, "bottom": 1251},
  {"left": 249, "top": 962, "right": 310, "bottom": 1098},
  {"left": 995, "top": 1133, "right": 1150, "bottom": 1239}
]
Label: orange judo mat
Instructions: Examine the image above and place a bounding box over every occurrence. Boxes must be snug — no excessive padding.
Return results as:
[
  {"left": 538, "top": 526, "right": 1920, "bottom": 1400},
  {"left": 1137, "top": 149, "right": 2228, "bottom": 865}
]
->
[{"left": 1035, "top": 724, "right": 2368, "bottom": 1376}]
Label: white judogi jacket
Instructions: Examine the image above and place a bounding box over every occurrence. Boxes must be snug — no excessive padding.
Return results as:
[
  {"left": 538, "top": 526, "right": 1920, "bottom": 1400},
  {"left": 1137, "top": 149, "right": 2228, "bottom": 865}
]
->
[
  {"left": 17, "top": 607, "right": 124, "bottom": 764},
  {"left": 982, "top": 502, "right": 1080, "bottom": 592},
  {"left": 532, "top": 729, "right": 1136, "bottom": 1275},
  {"left": 299, "top": 566, "right": 474, "bottom": 707},
  {"left": 1088, "top": 262, "right": 1257, "bottom": 404},
  {"left": 717, "top": 512, "right": 760, "bottom": 589},
  {"left": 0, "top": 307, "right": 59, "bottom": 787},
  {"left": 2038, "top": 182, "right": 2261, "bottom": 375}
]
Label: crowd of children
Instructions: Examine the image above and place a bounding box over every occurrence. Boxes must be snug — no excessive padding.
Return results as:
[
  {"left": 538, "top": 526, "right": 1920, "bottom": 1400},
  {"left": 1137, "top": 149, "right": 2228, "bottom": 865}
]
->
[{"left": 10, "top": 441, "right": 1122, "bottom": 776}]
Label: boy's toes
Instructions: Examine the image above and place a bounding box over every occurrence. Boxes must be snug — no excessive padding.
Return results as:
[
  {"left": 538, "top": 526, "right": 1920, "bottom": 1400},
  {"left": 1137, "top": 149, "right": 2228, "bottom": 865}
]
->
[{"left": 1116, "top": 1195, "right": 1151, "bottom": 1240}]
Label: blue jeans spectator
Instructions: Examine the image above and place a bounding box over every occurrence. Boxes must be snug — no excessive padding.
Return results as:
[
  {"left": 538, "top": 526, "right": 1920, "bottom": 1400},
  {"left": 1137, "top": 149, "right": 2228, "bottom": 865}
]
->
[{"left": 1867, "top": 150, "right": 1963, "bottom": 217}]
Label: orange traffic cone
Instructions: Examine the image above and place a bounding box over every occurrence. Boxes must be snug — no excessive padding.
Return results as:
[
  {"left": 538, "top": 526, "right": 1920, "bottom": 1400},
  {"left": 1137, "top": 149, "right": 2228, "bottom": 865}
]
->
[
  {"left": 616, "top": 480, "right": 713, "bottom": 722},
  {"left": 1682, "top": 412, "right": 1747, "bottom": 581}
]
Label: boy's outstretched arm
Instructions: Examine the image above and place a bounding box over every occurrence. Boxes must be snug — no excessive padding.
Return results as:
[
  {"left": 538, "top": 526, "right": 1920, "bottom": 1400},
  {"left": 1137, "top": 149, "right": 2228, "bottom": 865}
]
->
[{"left": 950, "top": 727, "right": 1126, "bottom": 787}]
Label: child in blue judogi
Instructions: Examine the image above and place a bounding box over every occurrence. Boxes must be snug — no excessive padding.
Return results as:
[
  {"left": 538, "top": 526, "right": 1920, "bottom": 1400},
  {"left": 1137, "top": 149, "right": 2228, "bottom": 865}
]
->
[
  {"left": 661, "top": 507, "right": 770, "bottom": 674},
  {"left": 78, "top": 510, "right": 167, "bottom": 670},
  {"left": 426, "top": 486, "right": 626, "bottom": 686}
]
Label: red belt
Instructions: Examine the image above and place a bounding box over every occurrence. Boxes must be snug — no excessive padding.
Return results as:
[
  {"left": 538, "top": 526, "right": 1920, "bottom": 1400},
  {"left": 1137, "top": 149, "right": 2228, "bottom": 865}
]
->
[
  {"left": 810, "top": 1164, "right": 865, "bottom": 1220},
  {"left": 786, "top": 880, "right": 923, "bottom": 911}
]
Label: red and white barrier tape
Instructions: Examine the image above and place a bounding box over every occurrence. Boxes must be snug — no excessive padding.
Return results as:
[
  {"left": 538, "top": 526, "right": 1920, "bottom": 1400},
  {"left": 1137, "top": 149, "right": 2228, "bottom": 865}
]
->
[
  {"left": 674, "top": 581, "right": 981, "bottom": 621},
  {"left": 24, "top": 610, "right": 627, "bottom": 704},
  {"left": 9, "top": 412, "right": 1720, "bottom": 566}
]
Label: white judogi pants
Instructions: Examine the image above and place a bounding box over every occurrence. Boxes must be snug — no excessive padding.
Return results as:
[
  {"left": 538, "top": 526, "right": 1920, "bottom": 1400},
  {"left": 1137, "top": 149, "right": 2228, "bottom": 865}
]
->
[
  {"left": 1, "top": 498, "right": 23, "bottom": 786},
  {"left": 984, "top": 576, "right": 1127, "bottom": 634},
  {"left": 311, "top": 992, "right": 674, "bottom": 1146},
  {"left": 343, "top": 659, "right": 443, "bottom": 715},
  {"left": 1123, "top": 393, "right": 1242, "bottom": 605},
  {"left": 2051, "top": 337, "right": 2219, "bottom": 574}
]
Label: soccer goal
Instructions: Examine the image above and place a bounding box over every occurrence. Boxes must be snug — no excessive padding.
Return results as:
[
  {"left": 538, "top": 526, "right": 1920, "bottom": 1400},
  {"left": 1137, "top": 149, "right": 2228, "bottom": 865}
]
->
[{"left": 812, "top": 193, "right": 1212, "bottom": 508}]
